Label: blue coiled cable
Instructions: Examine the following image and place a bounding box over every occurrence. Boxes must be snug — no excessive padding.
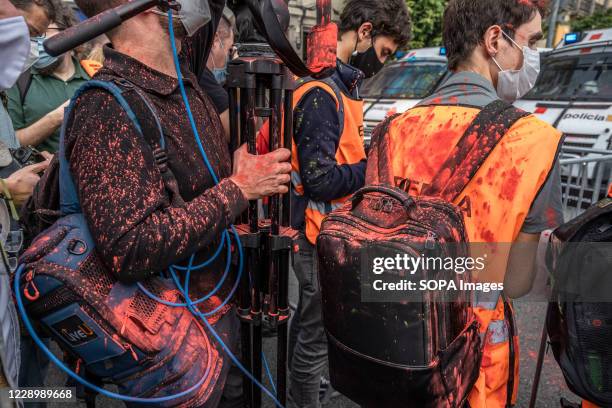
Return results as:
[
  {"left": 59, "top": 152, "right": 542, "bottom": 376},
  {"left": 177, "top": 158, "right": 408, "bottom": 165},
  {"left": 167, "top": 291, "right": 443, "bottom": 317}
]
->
[
  {"left": 161, "top": 11, "right": 285, "bottom": 408},
  {"left": 13, "top": 265, "right": 214, "bottom": 404}
]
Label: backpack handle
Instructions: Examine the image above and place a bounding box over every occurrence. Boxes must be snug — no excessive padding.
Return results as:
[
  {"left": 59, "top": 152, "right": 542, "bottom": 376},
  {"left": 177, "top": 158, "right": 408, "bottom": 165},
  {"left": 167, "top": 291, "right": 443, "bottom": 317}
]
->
[{"left": 351, "top": 185, "right": 415, "bottom": 212}]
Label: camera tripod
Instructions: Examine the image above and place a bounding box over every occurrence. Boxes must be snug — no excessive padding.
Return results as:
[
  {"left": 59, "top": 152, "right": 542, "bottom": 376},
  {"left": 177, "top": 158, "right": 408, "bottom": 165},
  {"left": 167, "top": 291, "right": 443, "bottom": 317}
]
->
[{"left": 228, "top": 44, "right": 296, "bottom": 408}]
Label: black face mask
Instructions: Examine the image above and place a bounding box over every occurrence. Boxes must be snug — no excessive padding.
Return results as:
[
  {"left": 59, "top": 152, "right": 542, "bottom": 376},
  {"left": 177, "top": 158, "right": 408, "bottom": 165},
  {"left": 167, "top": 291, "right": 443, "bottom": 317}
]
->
[{"left": 349, "top": 45, "right": 384, "bottom": 78}]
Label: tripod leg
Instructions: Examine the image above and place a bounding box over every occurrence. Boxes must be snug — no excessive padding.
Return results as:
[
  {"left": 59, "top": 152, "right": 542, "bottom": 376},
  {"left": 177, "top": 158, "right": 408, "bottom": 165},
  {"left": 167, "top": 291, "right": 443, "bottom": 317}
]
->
[
  {"left": 529, "top": 304, "right": 550, "bottom": 408},
  {"left": 277, "top": 250, "right": 290, "bottom": 405},
  {"left": 276, "top": 83, "right": 294, "bottom": 407}
]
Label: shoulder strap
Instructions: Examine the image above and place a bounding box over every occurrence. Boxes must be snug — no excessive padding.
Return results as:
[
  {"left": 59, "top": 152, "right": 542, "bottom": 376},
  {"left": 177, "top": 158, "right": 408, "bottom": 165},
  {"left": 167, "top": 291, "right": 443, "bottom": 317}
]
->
[
  {"left": 59, "top": 80, "right": 183, "bottom": 216},
  {"left": 60, "top": 81, "right": 138, "bottom": 215},
  {"left": 423, "top": 100, "right": 530, "bottom": 202},
  {"left": 16, "top": 69, "right": 33, "bottom": 102},
  {"left": 295, "top": 76, "right": 345, "bottom": 130},
  {"left": 113, "top": 79, "right": 185, "bottom": 207}
]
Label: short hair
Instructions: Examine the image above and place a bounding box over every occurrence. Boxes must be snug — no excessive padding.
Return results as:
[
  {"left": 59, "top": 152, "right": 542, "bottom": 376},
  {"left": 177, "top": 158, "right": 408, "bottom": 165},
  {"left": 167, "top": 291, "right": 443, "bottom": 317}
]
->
[
  {"left": 443, "top": 0, "right": 548, "bottom": 70},
  {"left": 74, "top": 0, "right": 123, "bottom": 18},
  {"left": 52, "top": 0, "right": 78, "bottom": 30},
  {"left": 338, "top": 0, "right": 412, "bottom": 50},
  {"left": 10, "top": 0, "right": 55, "bottom": 21}
]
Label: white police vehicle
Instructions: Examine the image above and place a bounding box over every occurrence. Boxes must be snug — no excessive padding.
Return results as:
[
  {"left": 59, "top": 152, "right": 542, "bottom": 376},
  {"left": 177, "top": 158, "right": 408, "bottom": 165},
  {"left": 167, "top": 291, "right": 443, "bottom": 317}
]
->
[
  {"left": 515, "top": 28, "right": 612, "bottom": 152},
  {"left": 515, "top": 28, "right": 612, "bottom": 209},
  {"left": 361, "top": 47, "right": 450, "bottom": 146}
]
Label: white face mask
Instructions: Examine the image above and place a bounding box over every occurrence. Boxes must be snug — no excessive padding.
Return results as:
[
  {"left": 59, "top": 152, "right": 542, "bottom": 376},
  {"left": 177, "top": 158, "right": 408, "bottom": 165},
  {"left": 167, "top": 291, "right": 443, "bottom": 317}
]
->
[
  {"left": 491, "top": 31, "right": 541, "bottom": 103},
  {"left": 25, "top": 38, "right": 40, "bottom": 71},
  {"left": 153, "top": 0, "right": 212, "bottom": 37}
]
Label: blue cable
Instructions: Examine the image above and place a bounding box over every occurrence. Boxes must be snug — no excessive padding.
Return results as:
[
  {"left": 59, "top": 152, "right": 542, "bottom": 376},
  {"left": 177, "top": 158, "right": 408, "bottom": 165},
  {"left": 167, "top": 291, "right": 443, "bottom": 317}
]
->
[
  {"left": 172, "top": 230, "right": 228, "bottom": 271},
  {"left": 167, "top": 13, "right": 285, "bottom": 408},
  {"left": 168, "top": 12, "right": 219, "bottom": 186},
  {"left": 176, "top": 230, "right": 285, "bottom": 408},
  {"left": 137, "top": 231, "right": 232, "bottom": 307},
  {"left": 13, "top": 265, "right": 213, "bottom": 404},
  {"left": 262, "top": 351, "right": 278, "bottom": 395}
]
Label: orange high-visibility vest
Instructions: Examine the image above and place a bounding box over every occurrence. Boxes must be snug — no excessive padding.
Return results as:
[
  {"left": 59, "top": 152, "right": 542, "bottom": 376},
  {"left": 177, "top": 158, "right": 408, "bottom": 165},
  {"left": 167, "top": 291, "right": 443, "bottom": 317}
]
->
[
  {"left": 80, "top": 60, "right": 102, "bottom": 78},
  {"left": 291, "top": 79, "right": 366, "bottom": 244},
  {"left": 372, "top": 104, "right": 562, "bottom": 408}
]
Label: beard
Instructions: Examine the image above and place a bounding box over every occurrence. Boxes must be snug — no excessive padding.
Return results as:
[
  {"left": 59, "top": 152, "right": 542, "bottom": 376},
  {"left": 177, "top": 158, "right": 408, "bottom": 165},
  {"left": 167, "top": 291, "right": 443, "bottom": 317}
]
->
[
  {"left": 37, "top": 57, "right": 64, "bottom": 76},
  {"left": 158, "top": 14, "right": 187, "bottom": 40}
]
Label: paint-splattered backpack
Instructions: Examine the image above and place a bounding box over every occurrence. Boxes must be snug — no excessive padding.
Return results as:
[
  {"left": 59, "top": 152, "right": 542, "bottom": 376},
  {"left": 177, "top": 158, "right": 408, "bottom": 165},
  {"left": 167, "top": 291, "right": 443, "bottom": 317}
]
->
[
  {"left": 316, "top": 100, "right": 529, "bottom": 408},
  {"left": 547, "top": 194, "right": 612, "bottom": 407}
]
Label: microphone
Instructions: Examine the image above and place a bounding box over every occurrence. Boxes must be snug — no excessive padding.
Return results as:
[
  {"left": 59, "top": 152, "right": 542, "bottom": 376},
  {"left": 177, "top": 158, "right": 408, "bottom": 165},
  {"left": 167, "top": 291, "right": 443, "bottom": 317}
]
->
[{"left": 43, "top": 0, "right": 178, "bottom": 57}]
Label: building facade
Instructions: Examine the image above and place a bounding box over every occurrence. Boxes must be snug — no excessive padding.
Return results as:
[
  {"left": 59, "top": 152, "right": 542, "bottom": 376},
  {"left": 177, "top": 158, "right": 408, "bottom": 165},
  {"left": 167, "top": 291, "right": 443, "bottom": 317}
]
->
[{"left": 562, "top": 0, "right": 610, "bottom": 17}]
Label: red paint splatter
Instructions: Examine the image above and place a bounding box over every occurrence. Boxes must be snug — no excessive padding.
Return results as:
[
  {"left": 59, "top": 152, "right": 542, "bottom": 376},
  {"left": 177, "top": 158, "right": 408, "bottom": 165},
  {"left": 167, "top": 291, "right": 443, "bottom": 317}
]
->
[
  {"left": 500, "top": 167, "right": 521, "bottom": 200},
  {"left": 481, "top": 229, "right": 495, "bottom": 241},
  {"left": 307, "top": 23, "right": 338, "bottom": 73},
  {"left": 545, "top": 206, "right": 558, "bottom": 227}
]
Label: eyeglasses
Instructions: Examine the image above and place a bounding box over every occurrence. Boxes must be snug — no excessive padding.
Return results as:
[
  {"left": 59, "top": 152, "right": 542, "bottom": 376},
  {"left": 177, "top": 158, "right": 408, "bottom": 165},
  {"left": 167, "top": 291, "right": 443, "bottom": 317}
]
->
[{"left": 32, "top": 25, "right": 67, "bottom": 39}]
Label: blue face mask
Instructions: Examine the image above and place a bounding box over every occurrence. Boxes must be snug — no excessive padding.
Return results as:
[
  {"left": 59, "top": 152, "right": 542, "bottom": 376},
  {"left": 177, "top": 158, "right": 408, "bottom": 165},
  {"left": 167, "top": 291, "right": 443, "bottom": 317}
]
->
[
  {"left": 211, "top": 39, "right": 229, "bottom": 85},
  {"left": 212, "top": 67, "right": 227, "bottom": 84},
  {"left": 32, "top": 36, "right": 59, "bottom": 70}
]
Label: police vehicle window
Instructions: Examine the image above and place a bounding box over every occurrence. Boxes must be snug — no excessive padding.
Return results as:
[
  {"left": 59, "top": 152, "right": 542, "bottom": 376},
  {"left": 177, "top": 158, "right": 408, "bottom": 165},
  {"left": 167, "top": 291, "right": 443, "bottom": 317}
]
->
[
  {"left": 524, "top": 55, "right": 610, "bottom": 100},
  {"left": 361, "top": 62, "right": 447, "bottom": 99},
  {"left": 575, "top": 60, "right": 611, "bottom": 100}
]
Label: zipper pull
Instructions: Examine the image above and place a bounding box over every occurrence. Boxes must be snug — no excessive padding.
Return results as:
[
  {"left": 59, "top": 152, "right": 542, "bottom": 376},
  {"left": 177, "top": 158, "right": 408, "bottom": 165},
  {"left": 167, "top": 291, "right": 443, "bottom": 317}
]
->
[
  {"left": 124, "top": 343, "right": 139, "bottom": 361},
  {"left": 23, "top": 270, "right": 40, "bottom": 301}
]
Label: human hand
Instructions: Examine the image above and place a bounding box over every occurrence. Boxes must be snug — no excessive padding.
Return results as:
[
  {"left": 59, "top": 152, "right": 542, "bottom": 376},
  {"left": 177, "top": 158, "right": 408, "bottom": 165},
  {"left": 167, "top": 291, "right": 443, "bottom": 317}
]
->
[
  {"left": 4, "top": 161, "right": 49, "bottom": 206},
  {"left": 230, "top": 144, "right": 291, "bottom": 201}
]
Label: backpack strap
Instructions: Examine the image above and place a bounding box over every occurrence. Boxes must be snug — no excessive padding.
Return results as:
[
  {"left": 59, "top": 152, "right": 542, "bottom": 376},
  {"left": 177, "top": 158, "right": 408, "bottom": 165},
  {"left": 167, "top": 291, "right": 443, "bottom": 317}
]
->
[
  {"left": 423, "top": 100, "right": 530, "bottom": 202},
  {"left": 295, "top": 76, "right": 345, "bottom": 131},
  {"left": 16, "top": 69, "right": 33, "bottom": 102},
  {"left": 111, "top": 79, "right": 185, "bottom": 207},
  {"left": 59, "top": 80, "right": 185, "bottom": 216}
]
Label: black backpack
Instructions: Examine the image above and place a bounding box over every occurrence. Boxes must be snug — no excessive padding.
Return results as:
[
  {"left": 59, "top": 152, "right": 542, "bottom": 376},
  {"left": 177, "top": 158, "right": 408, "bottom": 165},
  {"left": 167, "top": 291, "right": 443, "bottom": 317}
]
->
[
  {"left": 316, "top": 100, "right": 529, "bottom": 408},
  {"left": 547, "top": 196, "right": 612, "bottom": 406}
]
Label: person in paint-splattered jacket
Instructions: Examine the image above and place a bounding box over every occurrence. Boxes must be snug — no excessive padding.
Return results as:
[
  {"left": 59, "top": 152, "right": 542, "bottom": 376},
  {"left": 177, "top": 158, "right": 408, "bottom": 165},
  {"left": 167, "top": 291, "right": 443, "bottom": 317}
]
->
[{"left": 367, "top": 1, "right": 563, "bottom": 407}]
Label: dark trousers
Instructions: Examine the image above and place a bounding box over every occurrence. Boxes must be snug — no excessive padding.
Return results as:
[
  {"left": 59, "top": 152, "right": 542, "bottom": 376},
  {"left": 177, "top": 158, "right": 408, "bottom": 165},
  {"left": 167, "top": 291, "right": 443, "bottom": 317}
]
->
[{"left": 287, "top": 235, "right": 327, "bottom": 408}]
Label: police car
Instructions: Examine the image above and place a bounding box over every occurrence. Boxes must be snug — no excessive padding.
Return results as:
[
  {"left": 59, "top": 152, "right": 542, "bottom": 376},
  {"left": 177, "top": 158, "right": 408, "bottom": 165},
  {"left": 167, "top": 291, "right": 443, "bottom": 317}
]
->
[
  {"left": 361, "top": 47, "right": 450, "bottom": 146},
  {"left": 515, "top": 28, "right": 612, "bottom": 152}
]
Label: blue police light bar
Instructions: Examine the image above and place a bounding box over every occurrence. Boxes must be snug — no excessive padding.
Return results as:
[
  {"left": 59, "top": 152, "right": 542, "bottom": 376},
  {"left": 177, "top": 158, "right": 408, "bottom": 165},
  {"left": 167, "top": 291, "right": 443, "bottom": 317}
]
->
[
  {"left": 440, "top": 47, "right": 447, "bottom": 56},
  {"left": 564, "top": 32, "right": 581, "bottom": 45},
  {"left": 395, "top": 50, "right": 407, "bottom": 59}
]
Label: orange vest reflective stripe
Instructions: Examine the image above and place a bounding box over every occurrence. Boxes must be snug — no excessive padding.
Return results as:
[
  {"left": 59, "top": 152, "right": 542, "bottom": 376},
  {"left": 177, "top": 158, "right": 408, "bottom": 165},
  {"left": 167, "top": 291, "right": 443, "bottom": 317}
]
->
[
  {"left": 291, "top": 79, "right": 366, "bottom": 244},
  {"left": 80, "top": 60, "right": 102, "bottom": 78},
  {"left": 382, "top": 105, "right": 562, "bottom": 408}
]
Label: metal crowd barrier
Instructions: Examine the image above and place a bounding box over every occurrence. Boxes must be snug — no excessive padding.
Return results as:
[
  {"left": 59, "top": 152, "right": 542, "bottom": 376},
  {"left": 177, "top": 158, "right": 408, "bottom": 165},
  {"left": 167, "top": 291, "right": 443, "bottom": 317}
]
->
[{"left": 559, "top": 147, "right": 612, "bottom": 221}]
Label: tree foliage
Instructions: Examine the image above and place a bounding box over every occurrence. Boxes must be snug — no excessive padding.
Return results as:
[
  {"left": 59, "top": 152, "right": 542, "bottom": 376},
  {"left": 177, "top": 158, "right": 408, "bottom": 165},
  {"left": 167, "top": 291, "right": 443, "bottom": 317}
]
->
[
  {"left": 571, "top": 8, "right": 612, "bottom": 33},
  {"left": 405, "top": 0, "right": 447, "bottom": 49}
]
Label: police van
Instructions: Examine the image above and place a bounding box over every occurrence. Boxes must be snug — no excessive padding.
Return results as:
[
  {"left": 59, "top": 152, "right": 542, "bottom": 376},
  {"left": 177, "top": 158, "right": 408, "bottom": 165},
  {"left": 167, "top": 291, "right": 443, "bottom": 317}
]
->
[
  {"left": 515, "top": 28, "right": 612, "bottom": 209},
  {"left": 361, "top": 47, "right": 450, "bottom": 146},
  {"left": 515, "top": 28, "right": 612, "bottom": 152}
]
